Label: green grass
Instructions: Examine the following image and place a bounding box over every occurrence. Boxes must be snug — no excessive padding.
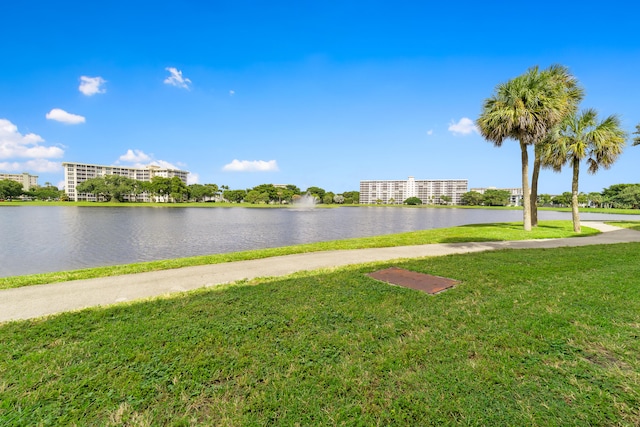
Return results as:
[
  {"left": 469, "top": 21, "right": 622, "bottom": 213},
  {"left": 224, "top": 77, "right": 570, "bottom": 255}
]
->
[
  {"left": 1, "top": 242, "right": 639, "bottom": 425},
  {"left": 0, "top": 221, "right": 598, "bottom": 290},
  {"left": 605, "top": 221, "right": 640, "bottom": 231},
  {"left": 543, "top": 206, "right": 640, "bottom": 215}
]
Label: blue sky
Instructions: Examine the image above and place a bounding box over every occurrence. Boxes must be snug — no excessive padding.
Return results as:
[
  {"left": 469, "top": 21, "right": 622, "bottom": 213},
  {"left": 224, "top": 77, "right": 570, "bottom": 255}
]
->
[{"left": 1, "top": 0, "right": 639, "bottom": 194}]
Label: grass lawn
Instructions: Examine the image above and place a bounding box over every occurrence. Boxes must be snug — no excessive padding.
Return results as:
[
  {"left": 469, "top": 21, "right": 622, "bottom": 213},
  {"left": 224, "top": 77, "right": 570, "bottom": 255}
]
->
[
  {"left": 605, "top": 221, "right": 640, "bottom": 231},
  {"left": 2, "top": 240, "right": 640, "bottom": 425},
  {"left": 0, "top": 220, "right": 598, "bottom": 289}
]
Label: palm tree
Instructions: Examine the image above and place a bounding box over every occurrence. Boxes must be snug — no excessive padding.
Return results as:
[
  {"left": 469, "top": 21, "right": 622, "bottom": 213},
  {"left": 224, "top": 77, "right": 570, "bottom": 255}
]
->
[
  {"left": 542, "top": 109, "right": 626, "bottom": 232},
  {"left": 477, "top": 65, "right": 572, "bottom": 231},
  {"left": 530, "top": 66, "right": 584, "bottom": 226},
  {"left": 633, "top": 124, "right": 640, "bottom": 146}
]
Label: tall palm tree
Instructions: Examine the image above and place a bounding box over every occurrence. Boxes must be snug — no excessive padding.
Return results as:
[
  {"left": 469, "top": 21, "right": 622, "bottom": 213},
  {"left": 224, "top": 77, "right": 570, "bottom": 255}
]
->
[
  {"left": 477, "top": 66, "right": 571, "bottom": 231},
  {"left": 542, "top": 109, "right": 626, "bottom": 232},
  {"left": 530, "top": 66, "right": 584, "bottom": 227}
]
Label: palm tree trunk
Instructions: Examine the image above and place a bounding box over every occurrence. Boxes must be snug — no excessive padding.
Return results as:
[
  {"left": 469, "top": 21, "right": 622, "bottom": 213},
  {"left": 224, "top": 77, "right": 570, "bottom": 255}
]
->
[
  {"left": 530, "top": 150, "right": 541, "bottom": 227},
  {"left": 520, "top": 141, "right": 532, "bottom": 231},
  {"left": 571, "top": 158, "right": 581, "bottom": 233}
]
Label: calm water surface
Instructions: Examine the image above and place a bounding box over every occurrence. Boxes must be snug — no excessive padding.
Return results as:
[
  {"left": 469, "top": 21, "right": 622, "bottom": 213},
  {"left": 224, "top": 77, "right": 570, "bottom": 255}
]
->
[{"left": 2, "top": 205, "right": 639, "bottom": 277}]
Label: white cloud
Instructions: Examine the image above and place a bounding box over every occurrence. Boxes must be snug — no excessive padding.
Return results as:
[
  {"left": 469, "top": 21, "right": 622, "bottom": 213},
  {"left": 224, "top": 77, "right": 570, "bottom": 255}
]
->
[
  {"left": 0, "top": 119, "right": 64, "bottom": 161},
  {"left": 187, "top": 173, "right": 199, "bottom": 185},
  {"left": 0, "top": 159, "right": 62, "bottom": 173},
  {"left": 164, "top": 67, "right": 191, "bottom": 90},
  {"left": 116, "top": 149, "right": 181, "bottom": 171},
  {"left": 229, "top": 90, "right": 235, "bottom": 96},
  {"left": 22, "top": 159, "right": 63, "bottom": 172},
  {"left": 152, "top": 159, "right": 180, "bottom": 170},
  {"left": 222, "top": 159, "right": 279, "bottom": 172},
  {"left": 0, "top": 161, "right": 21, "bottom": 171},
  {"left": 448, "top": 117, "right": 478, "bottom": 136},
  {"left": 79, "top": 76, "right": 106, "bottom": 96},
  {"left": 426, "top": 129, "right": 433, "bottom": 136},
  {"left": 118, "top": 149, "right": 151, "bottom": 163},
  {"left": 46, "top": 108, "right": 86, "bottom": 125}
]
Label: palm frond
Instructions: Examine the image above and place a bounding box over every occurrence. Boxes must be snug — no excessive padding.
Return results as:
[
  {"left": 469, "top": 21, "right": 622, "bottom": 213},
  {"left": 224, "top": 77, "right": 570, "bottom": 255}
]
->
[
  {"left": 477, "top": 65, "right": 585, "bottom": 152},
  {"left": 633, "top": 123, "right": 640, "bottom": 146}
]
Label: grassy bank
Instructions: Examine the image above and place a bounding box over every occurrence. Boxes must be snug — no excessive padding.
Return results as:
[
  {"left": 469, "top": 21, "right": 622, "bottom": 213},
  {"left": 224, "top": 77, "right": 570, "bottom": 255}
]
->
[
  {"left": 605, "top": 221, "right": 640, "bottom": 231},
  {"left": 542, "top": 206, "right": 640, "bottom": 215},
  {"left": 0, "top": 221, "right": 598, "bottom": 289},
  {"left": 1, "top": 242, "right": 639, "bottom": 425}
]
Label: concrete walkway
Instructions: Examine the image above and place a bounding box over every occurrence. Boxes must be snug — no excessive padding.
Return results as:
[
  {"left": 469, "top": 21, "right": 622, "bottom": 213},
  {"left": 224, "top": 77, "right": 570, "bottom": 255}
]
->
[{"left": 2, "top": 221, "right": 640, "bottom": 323}]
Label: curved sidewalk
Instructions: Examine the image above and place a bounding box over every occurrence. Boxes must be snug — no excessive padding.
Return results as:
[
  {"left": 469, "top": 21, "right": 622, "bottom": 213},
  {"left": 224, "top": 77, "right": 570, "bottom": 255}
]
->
[{"left": 2, "top": 222, "right": 640, "bottom": 323}]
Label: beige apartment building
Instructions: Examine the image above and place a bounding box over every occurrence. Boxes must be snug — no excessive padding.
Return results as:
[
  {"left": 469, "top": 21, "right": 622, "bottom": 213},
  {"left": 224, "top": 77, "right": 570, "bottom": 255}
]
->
[
  {"left": 360, "top": 176, "right": 468, "bottom": 205},
  {"left": 63, "top": 162, "right": 189, "bottom": 201},
  {"left": 0, "top": 172, "right": 38, "bottom": 190}
]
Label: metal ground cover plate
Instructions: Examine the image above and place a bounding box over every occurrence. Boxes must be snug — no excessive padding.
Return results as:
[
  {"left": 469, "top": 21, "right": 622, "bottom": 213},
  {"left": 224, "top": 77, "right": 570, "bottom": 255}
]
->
[{"left": 367, "top": 267, "right": 459, "bottom": 294}]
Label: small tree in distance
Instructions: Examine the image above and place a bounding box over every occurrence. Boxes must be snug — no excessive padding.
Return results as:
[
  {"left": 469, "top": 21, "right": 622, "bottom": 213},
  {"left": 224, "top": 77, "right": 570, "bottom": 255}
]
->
[
  {"left": 404, "top": 197, "right": 422, "bottom": 205},
  {"left": 483, "top": 189, "right": 510, "bottom": 206},
  {"left": 439, "top": 195, "right": 452, "bottom": 205},
  {"left": 461, "top": 191, "right": 484, "bottom": 206},
  {"left": 0, "top": 179, "right": 24, "bottom": 200}
]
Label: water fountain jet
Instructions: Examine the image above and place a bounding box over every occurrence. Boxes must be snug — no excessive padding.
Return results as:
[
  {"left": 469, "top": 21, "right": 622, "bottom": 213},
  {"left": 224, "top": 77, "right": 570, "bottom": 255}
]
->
[{"left": 292, "top": 192, "right": 317, "bottom": 209}]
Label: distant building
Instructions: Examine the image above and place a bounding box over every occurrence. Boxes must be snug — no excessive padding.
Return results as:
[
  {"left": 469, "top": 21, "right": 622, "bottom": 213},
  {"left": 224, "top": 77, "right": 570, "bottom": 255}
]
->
[
  {"left": 360, "top": 176, "right": 468, "bottom": 205},
  {"left": 0, "top": 172, "right": 38, "bottom": 190},
  {"left": 63, "top": 162, "right": 189, "bottom": 201},
  {"left": 470, "top": 187, "right": 523, "bottom": 206}
]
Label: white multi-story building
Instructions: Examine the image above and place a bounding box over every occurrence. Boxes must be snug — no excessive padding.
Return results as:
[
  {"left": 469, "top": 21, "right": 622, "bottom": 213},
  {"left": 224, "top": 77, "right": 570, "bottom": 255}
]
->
[
  {"left": 470, "top": 187, "right": 523, "bottom": 206},
  {"left": 0, "top": 172, "right": 38, "bottom": 190},
  {"left": 63, "top": 162, "right": 189, "bottom": 201},
  {"left": 360, "top": 176, "right": 468, "bottom": 205}
]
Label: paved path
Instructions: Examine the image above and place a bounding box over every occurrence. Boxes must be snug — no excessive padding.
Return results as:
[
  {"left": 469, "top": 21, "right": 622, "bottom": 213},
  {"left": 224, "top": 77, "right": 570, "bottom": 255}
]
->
[{"left": 2, "top": 221, "right": 640, "bottom": 323}]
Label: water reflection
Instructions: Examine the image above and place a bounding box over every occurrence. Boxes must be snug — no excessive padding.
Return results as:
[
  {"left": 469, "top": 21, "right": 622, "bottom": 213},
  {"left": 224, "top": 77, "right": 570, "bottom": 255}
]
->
[{"left": 1, "top": 205, "right": 638, "bottom": 277}]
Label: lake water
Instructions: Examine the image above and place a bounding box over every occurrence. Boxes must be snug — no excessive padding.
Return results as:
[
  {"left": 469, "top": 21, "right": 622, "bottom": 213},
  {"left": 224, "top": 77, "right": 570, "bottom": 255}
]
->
[{"left": 2, "top": 205, "right": 639, "bottom": 277}]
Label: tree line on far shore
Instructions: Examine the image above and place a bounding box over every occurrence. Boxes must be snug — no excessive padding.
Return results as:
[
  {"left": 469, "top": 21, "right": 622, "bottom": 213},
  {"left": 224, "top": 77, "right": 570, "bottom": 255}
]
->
[
  {"left": 220, "top": 184, "right": 360, "bottom": 205},
  {"left": 0, "top": 176, "right": 360, "bottom": 205},
  {"left": 459, "top": 184, "right": 640, "bottom": 209},
  {"left": 0, "top": 181, "right": 63, "bottom": 201},
  {"left": 4, "top": 176, "right": 640, "bottom": 209}
]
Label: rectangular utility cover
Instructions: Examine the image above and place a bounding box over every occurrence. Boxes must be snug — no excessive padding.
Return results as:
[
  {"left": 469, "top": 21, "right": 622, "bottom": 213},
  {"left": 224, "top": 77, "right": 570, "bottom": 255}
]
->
[{"left": 367, "top": 267, "right": 459, "bottom": 294}]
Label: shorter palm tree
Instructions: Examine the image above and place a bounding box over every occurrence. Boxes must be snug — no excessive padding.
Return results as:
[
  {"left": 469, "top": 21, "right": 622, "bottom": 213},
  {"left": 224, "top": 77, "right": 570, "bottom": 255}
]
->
[
  {"left": 633, "top": 123, "right": 640, "bottom": 146},
  {"left": 542, "top": 109, "right": 626, "bottom": 232}
]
